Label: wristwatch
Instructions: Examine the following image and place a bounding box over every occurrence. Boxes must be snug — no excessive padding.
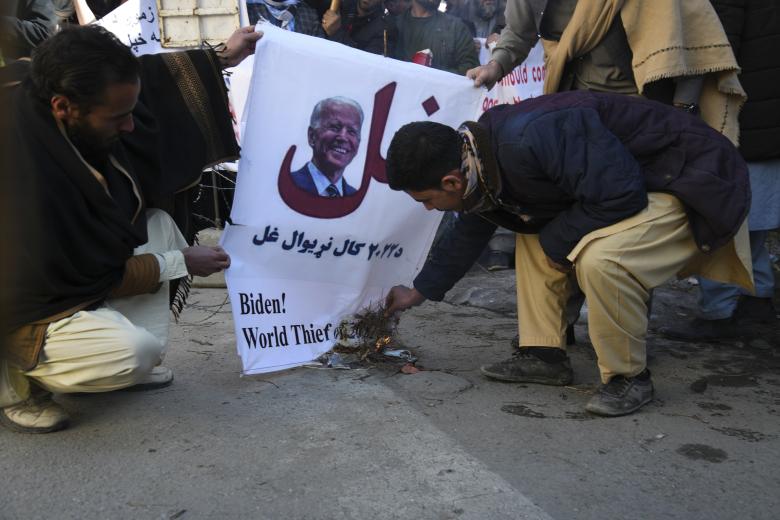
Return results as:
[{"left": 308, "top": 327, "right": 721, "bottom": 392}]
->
[{"left": 673, "top": 102, "right": 700, "bottom": 115}]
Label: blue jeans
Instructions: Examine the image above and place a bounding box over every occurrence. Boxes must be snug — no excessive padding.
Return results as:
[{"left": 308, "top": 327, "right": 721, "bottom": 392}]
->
[{"left": 697, "top": 230, "right": 775, "bottom": 319}]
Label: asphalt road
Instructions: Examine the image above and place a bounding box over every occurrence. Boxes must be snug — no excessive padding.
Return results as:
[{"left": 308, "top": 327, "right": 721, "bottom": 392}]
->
[{"left": 1, "top": 271, "right": 778, "bottom": 519}]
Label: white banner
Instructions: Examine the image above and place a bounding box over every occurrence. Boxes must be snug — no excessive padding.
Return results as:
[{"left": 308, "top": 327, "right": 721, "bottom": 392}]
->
[
  {"left": 224, "top": 24, "right": 483, "bottom": 374},
  {"left": 477, "top": 39, "right": 545, "bottom": 113},
  {"left": 97, "top": 0, "right": 167, "bottom": 56}
]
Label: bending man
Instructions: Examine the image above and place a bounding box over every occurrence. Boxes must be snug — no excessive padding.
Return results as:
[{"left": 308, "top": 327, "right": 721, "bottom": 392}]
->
[{"left": 384, "top": 91, "right": 753, "bottom": 417}]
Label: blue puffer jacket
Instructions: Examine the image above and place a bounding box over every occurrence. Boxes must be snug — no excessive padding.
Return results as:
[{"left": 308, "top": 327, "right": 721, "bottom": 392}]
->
[{"left": 414, "top": 91, "right": 749, "bottom": 301}]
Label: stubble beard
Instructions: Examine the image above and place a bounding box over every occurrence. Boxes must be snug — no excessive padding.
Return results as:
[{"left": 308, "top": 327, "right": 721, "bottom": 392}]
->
[{"left": 66, "top": 119, "right": 115, "bottom": 165}]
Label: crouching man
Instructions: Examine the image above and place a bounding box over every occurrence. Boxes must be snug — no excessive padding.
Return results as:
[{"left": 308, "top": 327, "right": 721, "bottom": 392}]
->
[
  {"left": 384, "top": 91, "right": 754, "bottom": 417},
  {"left": 0, "top": 25, "right": 261, "bottom": 433}
]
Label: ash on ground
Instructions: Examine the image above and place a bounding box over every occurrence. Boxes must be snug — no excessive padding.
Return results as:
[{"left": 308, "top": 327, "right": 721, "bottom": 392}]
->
[{"left": 309, "top": 303, "right": 417, "bottom": 370}]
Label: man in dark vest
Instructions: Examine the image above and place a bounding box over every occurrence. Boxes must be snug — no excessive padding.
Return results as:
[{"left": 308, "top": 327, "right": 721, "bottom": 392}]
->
[{"left": 0, "top": 25, "right": 260, "bottom": 433}]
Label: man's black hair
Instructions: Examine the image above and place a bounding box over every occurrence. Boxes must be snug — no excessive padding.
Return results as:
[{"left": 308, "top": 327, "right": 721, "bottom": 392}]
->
[
  {"left": 30, "top": 25, "right": 140, "bottom": 111},
  {"left": 386, "top": 121, "right": 462, "bottom": 191}
]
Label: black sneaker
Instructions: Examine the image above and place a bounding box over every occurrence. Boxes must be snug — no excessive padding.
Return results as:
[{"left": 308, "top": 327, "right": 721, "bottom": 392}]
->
[
  {"left": 657, "top": 317, "right": 739, "bottom": 342},
  {"left": 480, "top": 348, "right": 573, "bottom": 385},
  {"left": 733, "top": 296, "right": 777, "bottom": 324},
  {"left": 585, "top": 370, "right": 654, "bottom": 417}
]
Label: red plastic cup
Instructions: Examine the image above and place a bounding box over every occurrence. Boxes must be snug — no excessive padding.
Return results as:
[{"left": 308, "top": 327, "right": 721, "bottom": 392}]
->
[{"left": 412, "top": 49, "right": 433, "bottom": 67}]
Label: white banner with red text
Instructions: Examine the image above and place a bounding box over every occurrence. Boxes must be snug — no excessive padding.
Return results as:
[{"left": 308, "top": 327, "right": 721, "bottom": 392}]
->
[
  {"left": 224, "top": 24, "right": 483, "bottom": 374},
  {"left": 477, "top": 39, "right": 545, "bottom": 113}
]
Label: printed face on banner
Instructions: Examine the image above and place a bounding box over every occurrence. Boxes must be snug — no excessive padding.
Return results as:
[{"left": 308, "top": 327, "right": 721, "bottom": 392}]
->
[
  {"left": 308, "top": 100, "right": 362, "bottom": 179},
  {"left": 284, "top": 98, "right": 364, "bottom": 207},
  {"left": 278, "top": 84, "right": 397, "bottom": 219},
  {"left": 225, "top": 24, "right": 483, "bottom": 374}
]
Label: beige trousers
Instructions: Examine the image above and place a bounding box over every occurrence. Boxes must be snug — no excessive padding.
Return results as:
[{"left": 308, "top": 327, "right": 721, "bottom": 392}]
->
[
  {"left": 515, "top": 193, "right": 753, "bottom": 383},
  {"left": 0, "top": 210, "right": 187, "bottom": 407}
]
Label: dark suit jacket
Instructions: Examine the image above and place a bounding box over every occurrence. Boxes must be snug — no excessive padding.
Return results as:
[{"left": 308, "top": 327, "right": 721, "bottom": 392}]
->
[{"left": 291, "top": 164, "right": 357, "bottom": 196}]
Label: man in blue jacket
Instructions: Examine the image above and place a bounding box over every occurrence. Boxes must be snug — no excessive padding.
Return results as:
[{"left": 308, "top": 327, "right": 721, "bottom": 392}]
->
[{"left": 384, "top": 90, "right": 753, "bottom": 416}]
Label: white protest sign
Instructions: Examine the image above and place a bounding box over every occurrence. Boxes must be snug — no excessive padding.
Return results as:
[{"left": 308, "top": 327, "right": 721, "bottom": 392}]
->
[
  {"left": 477, "top": 39, "right": 545, "bottom": 113},
  {"left": 97, "top": 0, "right": 167, "bottom": 55},
  {"left": 224, "top": 24, "right": 483, "bottom": 374},
  {"left": 225, "top": 54, "right": 255, "bottom": 142}
]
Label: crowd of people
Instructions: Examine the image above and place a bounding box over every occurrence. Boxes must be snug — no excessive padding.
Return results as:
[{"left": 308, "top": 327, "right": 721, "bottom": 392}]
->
[
  {"left": 0, "top": 0, "right": 777, "bottom": 434},
  {"left": 0, "top": 0, "right": 503, "bottom": 71}
]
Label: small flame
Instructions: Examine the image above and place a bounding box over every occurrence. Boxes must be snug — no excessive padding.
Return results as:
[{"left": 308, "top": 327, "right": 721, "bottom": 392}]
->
[{"left": 374, "top": 336, "right": 392, "bottom": 351}]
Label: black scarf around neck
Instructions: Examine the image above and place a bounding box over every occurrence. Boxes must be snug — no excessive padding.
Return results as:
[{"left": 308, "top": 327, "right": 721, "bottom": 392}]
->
[
  {"left": 4, "top": 77, "right": 148, "bottom": 330},
  {"left": 2, "top": 50, "right": 239, "bottom": 330}
]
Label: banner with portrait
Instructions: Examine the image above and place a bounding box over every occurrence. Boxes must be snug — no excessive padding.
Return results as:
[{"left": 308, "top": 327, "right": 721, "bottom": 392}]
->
[{"left": 224, "top": 24, "right": 483, "bottom": 374}]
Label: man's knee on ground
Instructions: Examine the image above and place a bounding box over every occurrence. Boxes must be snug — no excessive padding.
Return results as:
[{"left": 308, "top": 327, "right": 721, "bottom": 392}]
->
[
  {"left": 29, "top": 324, "right": 163, "bottom": 394},
  {"left": 122, "top": 327, "right": 163, "bottom": 381}
]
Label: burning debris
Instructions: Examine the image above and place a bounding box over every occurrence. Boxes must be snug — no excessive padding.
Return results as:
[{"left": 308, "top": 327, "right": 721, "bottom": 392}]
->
[
  {"left": 305, "top": 302, "right": 418, "bottom": 369},
  {"left": 333, "top": 302, "right": 399, "bottom": 361}
]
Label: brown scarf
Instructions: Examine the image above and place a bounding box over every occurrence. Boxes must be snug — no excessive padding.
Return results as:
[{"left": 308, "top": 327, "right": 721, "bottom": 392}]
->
[
  {"left": 541, "top": 0, "right": 745, "bottom": 144},
  {"left": 541, "top": 0, "right": 625, "bottom": 95},
  {"left": 458, "top": 122, "right": 502, "bottom": 215}
]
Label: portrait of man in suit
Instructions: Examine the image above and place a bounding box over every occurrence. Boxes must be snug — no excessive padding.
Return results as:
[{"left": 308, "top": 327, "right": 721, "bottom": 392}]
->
[{"left": 291, "top": 97, "right": 364, "bottom": 197}]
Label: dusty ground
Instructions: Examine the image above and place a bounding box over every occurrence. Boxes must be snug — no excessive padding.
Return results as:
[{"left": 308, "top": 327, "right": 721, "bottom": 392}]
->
[
  {"left": 1, "top": 267, "right": 778, "bottom": 519},
  {"left": 396, "top": 267, "right": 780, "bottom": 519}
]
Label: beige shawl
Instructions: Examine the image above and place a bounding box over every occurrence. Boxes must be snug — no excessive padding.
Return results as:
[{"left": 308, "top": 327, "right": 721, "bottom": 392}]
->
[{"left": 541, "top": 0, "right": 746, "bottom": 144}]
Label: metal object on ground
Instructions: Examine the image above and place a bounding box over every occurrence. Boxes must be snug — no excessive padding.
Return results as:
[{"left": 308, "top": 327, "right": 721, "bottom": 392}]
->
[{"left": 383, "top": 349, "right": 417, "bottom": 362}]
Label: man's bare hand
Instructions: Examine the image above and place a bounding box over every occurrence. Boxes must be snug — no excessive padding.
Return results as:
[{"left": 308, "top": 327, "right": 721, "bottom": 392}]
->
[
  {"left": 183, "top": 246, "right": 231, "bottom": 277},
  {"left": 466, "top": 60, "right": 503, "bottom": 89},
  {"left": 218, "top": 26, "right": 263, "bottom": 68},
  {"left": 546, "top": 256, "right": 573, "bottom": 274},
  {"left": 322, "top": 10, "right": 342, "bottom": 36},
  {"left": 384, "top": 285, "right": 426, "bottom": 317},
  {"left": 485, "top": 33, "right": 500, "bottom": 47}
]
